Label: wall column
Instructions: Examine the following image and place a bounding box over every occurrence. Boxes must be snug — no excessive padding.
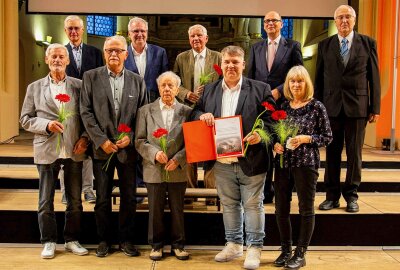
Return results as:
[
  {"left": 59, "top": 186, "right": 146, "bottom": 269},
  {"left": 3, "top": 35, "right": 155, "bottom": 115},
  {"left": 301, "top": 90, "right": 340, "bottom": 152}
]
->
[{"left": 0, "top": 0, "right": 19, "bottom": 142}]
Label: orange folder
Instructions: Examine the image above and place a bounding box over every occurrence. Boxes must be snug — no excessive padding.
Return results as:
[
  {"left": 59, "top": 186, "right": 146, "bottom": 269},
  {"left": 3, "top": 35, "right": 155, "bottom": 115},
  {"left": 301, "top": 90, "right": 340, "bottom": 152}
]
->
[{"left": 183, "top": 120, "right": 216, "bottom": 163}]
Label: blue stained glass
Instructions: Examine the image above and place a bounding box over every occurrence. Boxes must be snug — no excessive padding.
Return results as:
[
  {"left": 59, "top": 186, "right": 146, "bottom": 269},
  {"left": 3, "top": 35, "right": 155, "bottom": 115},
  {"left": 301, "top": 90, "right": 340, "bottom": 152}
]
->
[
  {"left": 87, "top": 15, "right": 116, "bottom": 37},
  {"left": 261, "top": 18, "right": 293, "bottom": 39}
]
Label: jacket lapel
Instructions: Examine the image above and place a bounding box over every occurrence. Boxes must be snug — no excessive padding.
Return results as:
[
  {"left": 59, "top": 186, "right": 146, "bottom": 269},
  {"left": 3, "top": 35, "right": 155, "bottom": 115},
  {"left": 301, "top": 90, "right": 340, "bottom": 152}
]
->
[
  {"left": 100, "top": 67, "right": 117, "bottom": 127},
  {"left": 66, "top": 44, "right": 79, "bottom": 74},
  {"left": 188, "top": 51, "right": 195, "bottom": 89},
  {"left": 150, "top": 99, "right": 166, "bottom": 130},
  {"left": 42, "top": 76, "right": 59, "bottom": 113},
  {"left": 235, "top": 78, "right": 249, "bottom": 115},
  {"left": 259, "top": 40, "right": 269, "bottom": 75},
  {"left": 332, "top": 35, "right": 346, "bottom": 70},
  {"left": 144, "top": 44, "right": 153, "bottom": 80},
  {"left": 271, "top": 37, "right": 288, "bottom": 72},
  {"left": 127, "top": 46, "right": 139, "bottom": 74},
  {"left": 345, "top": 32, "right": 361, "bottom": 72},
  {"left": 214, "top": 81, "right": 223, "bottom": 117},
  {"left": 169, "top": 101, "right": 184, "bottom": 132}
]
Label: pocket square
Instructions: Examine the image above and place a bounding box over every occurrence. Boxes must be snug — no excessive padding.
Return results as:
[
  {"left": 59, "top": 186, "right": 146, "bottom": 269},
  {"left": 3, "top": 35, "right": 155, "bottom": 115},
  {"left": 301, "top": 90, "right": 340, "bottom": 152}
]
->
[{"left": 129, "top": 95, "right": 134, "bottom": 98}]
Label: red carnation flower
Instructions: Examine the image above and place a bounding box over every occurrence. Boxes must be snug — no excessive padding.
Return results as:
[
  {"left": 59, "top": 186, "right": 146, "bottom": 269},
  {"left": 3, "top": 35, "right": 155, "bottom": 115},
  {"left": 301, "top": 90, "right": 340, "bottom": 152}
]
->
[
  {"left": 117, "top": 123, "right": 131, "bottom": 133},
  {"left": 271, "top": 110, "right": 287, "bottom": 121},
  {"left": 213, "top": 64, "right": 223, "bottom": 76},
  {"left": 262, "top": 102, "right": 275, "bottom": 112},
  {"left": 153, "top": 128, "right": 168, "bottom": 138},
  {"left": 55, "top": 93, "right": 71, "bottom": 103}
]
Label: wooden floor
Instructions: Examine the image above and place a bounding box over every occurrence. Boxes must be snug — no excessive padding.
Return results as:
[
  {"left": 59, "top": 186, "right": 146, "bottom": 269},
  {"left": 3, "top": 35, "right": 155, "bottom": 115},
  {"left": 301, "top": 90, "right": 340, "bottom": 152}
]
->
[{"left": 0, "top": 247, "right": 399, "bottom": 270}]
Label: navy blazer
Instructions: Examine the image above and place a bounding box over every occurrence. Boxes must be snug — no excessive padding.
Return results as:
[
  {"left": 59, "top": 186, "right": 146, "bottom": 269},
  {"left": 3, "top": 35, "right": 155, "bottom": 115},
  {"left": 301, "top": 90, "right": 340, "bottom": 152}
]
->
[
  {"left": 125, "top": 44, "right": 169, "bottom": 94},
  {"left": 191, "top": 77, "right": 275, "bottom": 177},
  {"left": 247, "top": 37, "right": 303, "bottom": 101},
  {"left": 66, "top": 43, "right": 104, "bottom": 80},
  {"left": 314, "top": 31, "right": 381, "bottom": 117}
]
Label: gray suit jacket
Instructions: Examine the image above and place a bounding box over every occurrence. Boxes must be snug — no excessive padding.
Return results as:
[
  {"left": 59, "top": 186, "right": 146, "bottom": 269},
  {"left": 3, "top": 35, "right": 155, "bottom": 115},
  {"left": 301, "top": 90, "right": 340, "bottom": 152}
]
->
[
  {"left": 135, "top": 99, "right": 192, "bottom": 183},
  {"left": 80, "top": 66, "right": 148, "bottom": 162},
  {"left": 20, "top": 75, "right": 86, "bottom": 164},
  {"left": 173, "top": 47, "right": 222, "bottom": 105}
]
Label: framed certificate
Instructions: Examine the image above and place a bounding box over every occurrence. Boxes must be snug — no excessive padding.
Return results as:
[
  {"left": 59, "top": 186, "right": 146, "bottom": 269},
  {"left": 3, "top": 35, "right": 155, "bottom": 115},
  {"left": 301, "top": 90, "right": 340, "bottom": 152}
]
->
[{"left": 183, "top": 115, "right": 243, "bottom": 163}]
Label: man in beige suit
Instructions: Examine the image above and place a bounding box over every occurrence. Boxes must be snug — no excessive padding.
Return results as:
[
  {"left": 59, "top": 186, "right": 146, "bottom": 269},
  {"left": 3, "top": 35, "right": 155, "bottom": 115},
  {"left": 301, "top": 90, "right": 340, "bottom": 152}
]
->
[{"left": 173, "top": 24, "right": 221, "bottom": 201}]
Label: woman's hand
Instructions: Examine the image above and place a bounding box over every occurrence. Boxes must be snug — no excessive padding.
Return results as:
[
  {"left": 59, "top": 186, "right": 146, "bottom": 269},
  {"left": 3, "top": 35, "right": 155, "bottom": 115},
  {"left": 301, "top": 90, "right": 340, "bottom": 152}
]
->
[
  {"left": 291, "top": 135, "right": 312, "bottom": 149},
  {"left": 274, "top": 143, "right": 284, "bottom": 154},
  {"left": 165, "top": 159, "right": 179, "bottom": 171}
]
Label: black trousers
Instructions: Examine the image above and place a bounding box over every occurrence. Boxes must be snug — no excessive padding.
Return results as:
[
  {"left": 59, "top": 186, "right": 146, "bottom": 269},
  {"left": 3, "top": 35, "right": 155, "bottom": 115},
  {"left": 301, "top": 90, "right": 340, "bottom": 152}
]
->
[
  {"left": 325, "top": 113, "right": 367, "bottom": 201},
  {"left": 92, "top": 158, "right": 137, "bottom": 243},
  {"left": 274, "top": 166, "right": 318, "bottom": 248},
  {"left": 146, "top": 182, "right": 186, "bottom": 250}
]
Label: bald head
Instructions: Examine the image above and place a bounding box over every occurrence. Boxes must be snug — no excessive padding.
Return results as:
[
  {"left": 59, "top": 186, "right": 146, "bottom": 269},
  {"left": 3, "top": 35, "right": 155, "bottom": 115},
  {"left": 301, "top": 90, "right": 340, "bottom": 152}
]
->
[{"left": 263, "top": 11, "right": 283, "bottom": 40}]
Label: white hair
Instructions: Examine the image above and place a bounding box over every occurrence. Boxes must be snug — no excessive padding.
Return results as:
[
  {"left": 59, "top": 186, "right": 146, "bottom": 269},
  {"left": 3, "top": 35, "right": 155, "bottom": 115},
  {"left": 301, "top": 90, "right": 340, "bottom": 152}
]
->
[
  {"left": 128, "top": 17, "right": 148, "bottom": 31},
  {"left": 334, "top": 5, "right": 357, "bottom": 18},
  {"left": 188, "top": 24, "right": 208, "bottom": 36},
  {"left": 45, "top": 43, "right": 69, "bottom": 58},
  {"left": 103, "top": 35, "right": 128, "bottom": 51},
  {"left": 64, "top": 15, "right": 84, "bottom": 28},
  {"left": 156, "top": 71, "right": 181, "bottom": 88}
]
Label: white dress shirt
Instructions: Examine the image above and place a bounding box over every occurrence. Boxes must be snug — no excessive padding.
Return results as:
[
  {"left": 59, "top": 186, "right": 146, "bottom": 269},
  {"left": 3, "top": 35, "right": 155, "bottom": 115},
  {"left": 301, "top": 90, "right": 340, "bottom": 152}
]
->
[
  {"left": 338, "top": 30, "right": 354, "bottom": 51},
  {"left": 266, "top": 35, "right": 281, "bottom": 63},
  {"left": 159, "top": 98, "right": 176, "bottom": 131},
  {"left": 132, "top": 43, "right": 148, "bottom": 77}
]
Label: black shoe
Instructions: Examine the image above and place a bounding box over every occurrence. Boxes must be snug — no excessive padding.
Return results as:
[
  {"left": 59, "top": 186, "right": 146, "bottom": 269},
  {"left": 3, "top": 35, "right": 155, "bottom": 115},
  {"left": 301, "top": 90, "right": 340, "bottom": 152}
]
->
[
  {"left": 346, "top": 200, "right": 359, "bottom": 213},
  {"left": 96, "top": 241, "right": 110, "bottom": 257},
  {"left": 318, "top": 200, "right": 340, "bottom": 210},
  {"left": 120, "top": 242, "right": 140, "bottom": 257},
  {"left": 284, "top": 247, "right": 306, "bottom": 269},
  {"left": 274, "top": 245, "right": 292, "bottom": 267}
]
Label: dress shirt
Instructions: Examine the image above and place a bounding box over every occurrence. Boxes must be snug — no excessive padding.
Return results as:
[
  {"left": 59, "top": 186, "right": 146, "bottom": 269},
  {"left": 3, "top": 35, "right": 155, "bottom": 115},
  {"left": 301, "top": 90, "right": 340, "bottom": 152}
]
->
[
  {"left": 266, "top": 35, "right": 281, "bottom": 63},
  {"left": 132, "top": 43, "right": 147, "bottom": 77},
  {"left": 159, "top": 98, "right": 176, "bottom": 131},
  {"left": 218, "top": 76, "right": 243, "bottom": 164},
  {"left": 49, "top": 75, "right": 68, "bottom": 159},
  {"left": 338, "top": 31, "right": 354, "bottom": 51},
  {"left": 107, "top": 68, "right": 125, "bottom": 119},
  {"left": 70, "top": 42, "right": 82, "bottom": 71},
  {"left": 193, "top": 48, "right": 207, "bottom": 89}
]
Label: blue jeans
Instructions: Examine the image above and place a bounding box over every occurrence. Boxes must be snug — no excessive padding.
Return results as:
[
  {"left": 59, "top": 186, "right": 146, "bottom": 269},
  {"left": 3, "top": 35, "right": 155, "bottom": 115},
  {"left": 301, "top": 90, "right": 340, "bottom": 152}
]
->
[
  {"left": 37, "top": 159, "right": 83, "bottom": 243},
  {"left": 214, "top": 162, "right": 266, "bottom": 247}
]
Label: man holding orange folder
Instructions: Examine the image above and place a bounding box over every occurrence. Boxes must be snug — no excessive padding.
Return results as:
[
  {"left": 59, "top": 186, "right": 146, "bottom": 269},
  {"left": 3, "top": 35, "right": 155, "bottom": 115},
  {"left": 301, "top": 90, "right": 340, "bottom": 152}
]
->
[{"left": 192, "top": 45, "right": 275, "bottom": 270}]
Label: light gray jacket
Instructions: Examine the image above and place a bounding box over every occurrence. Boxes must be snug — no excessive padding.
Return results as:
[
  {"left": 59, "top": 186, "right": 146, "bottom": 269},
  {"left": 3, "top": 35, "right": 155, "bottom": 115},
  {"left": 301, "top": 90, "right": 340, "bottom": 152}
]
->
[
  {"left": 20, "top": 75, "right": 86, "bottom": 164},
  {"left": 135, "top": 99, "right": 192, "bottom": 183}
]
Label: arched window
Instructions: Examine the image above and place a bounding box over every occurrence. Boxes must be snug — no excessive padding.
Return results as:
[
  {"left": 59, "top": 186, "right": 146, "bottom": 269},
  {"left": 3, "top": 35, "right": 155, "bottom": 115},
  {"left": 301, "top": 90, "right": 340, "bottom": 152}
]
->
[
  {"left": 87, "top": 15, "right": 117, "bottom": 37},
  {"left": 261, "top": 18, "right": 294, "bottom": 39}
]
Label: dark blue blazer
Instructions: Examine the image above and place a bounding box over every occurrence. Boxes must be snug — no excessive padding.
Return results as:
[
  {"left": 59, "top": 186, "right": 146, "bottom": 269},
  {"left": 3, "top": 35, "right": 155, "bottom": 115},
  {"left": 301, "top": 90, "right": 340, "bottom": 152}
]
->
[
  {"left": 191, "top": 77, "right": 275, "bottom": 177},
  {"left": 65, "top": 43, "right": 104, "bottom": 80},
  {"left": 125, "top": 44, "right": 169, "bottom": 94},
  {"left": 247, "top": 37, "right": 303, "bottom": 100}
]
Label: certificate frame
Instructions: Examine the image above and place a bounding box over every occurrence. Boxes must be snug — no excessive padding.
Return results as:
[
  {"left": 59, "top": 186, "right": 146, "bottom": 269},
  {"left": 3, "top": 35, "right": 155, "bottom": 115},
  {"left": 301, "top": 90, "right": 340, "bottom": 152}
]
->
[{"left": 214, "top": 115, "right": 244, "bottom": 158}]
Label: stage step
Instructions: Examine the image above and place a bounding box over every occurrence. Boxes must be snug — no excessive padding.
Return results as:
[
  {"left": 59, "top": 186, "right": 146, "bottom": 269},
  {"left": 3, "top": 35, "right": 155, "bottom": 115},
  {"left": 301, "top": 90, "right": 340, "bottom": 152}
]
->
[{"left": 0, "top": 190, "right": 399, "bottom": 246}]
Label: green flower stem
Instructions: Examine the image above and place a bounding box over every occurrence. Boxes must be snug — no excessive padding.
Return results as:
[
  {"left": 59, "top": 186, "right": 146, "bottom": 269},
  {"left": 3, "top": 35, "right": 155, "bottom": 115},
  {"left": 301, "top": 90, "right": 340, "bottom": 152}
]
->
[{"left": 243, "top": 109, "right": 267, "bottom": 157}]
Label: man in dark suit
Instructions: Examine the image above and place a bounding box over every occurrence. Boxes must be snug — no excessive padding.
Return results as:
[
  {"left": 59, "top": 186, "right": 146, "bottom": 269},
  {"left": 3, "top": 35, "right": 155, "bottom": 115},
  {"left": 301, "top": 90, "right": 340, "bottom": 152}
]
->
[
  {"left": 61, "top": 15, "right": 104, "bottom": 204},
  {"left": 192, "top": 46, "right": 275, "bottom": 270},
  {"left": 125, "top": 17, "right": 168, "bottom": 103},
  {"left": 80, "top": 35, "right": 148, "bottom": 257},
  {"left": 247, "top": 11, "right": 303, "bottom": 204},
  {"left": 315, "top": 5, "right": 381, "bottom": 213}
]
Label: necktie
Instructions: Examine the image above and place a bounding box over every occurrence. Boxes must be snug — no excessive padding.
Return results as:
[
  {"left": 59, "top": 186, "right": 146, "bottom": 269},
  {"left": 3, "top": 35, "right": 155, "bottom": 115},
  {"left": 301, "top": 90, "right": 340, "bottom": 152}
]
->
[
  {"left": 74, "top": 46, "right": 81, "bottom": 73},
  {"left": 340, "top": 38, "right": 349, "bottom": 58},
  {"left": 193, "top": 54, "right": 202, "bottom": 90},
  {"left": 267, "top": 41, "right": 276, "bottom": 71}
]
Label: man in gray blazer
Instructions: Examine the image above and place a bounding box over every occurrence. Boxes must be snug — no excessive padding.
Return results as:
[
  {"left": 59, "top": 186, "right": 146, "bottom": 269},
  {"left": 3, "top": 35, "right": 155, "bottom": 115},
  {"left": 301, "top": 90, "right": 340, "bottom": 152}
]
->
[
  {"left": 135, "top": 71, "right": 192, "bottom": 261},
  {"left": 20, "top": 44, "right": 89, "bottom": 259},
  {"left": 173, "top": 24, "right": 222, "bottom": 198},
  {"left": 80, "top": 35, "right": 148, "bottom": 257}
]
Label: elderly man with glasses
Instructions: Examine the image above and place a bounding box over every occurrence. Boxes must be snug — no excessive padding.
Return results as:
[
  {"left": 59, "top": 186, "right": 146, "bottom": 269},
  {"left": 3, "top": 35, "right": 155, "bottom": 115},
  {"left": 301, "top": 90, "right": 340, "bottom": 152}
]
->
[{"left": 80, "top": 35, "right": 148, "bottom": 257}]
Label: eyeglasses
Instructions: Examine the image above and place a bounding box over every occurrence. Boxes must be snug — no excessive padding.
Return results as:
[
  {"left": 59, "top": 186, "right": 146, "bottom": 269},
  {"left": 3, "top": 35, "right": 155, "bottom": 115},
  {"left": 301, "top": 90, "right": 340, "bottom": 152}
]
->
[
  {"left": 129, "top": 29, "right": 147, "bottom": 34},
  {"left": 263, "top": 19, "right": 282, "bottom": 24},
  {"left": 104, "top": 48, "right": 126, "bottom": 55},
  {"left": 335, "top": 14, "right": 354, "bottom": 21},
  {"left": 66, "top": 26, "right": 82, "bottom": 32}
]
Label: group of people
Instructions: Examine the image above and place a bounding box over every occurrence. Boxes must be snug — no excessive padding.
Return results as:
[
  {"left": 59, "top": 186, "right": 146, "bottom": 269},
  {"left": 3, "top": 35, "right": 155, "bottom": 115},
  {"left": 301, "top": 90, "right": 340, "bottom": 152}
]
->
[{"left": 20, "top": 4, "right": 380, "bottom": 270}]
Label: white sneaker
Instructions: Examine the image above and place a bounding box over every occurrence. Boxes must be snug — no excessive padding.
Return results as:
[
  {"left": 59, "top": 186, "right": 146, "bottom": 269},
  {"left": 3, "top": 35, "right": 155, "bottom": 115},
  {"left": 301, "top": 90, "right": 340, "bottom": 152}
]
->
[
  {"left": 65, "top": 241, "right": 89, "bottom": 256},
  {"left": 243, "top": 246, "right": 262, "bottom": 270},
  {"left": 41, "top": 242, "right": 56, "bottom": 259},
  {"left": 215, "top": 242, "right": 243, "bottom": 262}
]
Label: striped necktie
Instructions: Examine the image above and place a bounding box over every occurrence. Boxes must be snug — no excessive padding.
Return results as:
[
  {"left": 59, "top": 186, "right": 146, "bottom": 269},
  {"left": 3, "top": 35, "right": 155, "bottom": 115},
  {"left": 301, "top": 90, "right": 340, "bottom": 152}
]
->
[{"left": 340, "top": 38, "right": 349, "bottom": 58}]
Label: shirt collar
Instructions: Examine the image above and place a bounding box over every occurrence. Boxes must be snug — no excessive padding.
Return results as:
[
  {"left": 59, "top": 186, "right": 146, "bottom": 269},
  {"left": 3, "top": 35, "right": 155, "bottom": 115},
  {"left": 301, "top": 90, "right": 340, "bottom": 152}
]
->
[
  {"left": 192, "top": 48, "right": 207, "bottom": 59},
  {"left": 48, "top": 74, "right": 66, "bottom": 86},
  {"left": 222, "top": 76, "right": 243, "bottom": 92},
  {"left": 159, "top": 98, "right": 177, "bottom": 110},
  {"left": 338, "top": 31, "right": 354, "bottom": 43},
  {"left": 70, "top": 42, "right": 82, "bottom": 50},
  {"left": 131, "top": 43, "right": 148, "bottom": 56},
  {"left": 107, "top": 67, "right": 125, "bottom": 78},
  {"left": 268, "top": 35, "right": 281, "bottom": 45}
]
